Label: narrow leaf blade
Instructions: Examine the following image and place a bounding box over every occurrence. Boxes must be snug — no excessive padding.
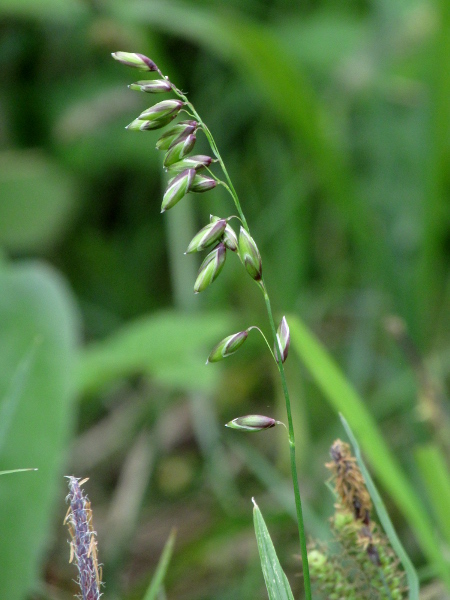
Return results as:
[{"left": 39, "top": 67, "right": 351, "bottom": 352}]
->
[
  {"left": 143, "top": 529, "right": 176, "bottom": 600},
  {"left": 252, "top": 499, "right": 295, "bottom": 600},
  {"left": 415, "top": 444, "right": 450, "bottom": 547},
  {"left": 0, "top": 468, "right": 38, "bottom": 476}
]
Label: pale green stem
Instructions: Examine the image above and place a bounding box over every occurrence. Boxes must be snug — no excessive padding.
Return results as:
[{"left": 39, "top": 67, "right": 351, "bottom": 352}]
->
[
  {"left": 166, "top": 77, "right": 312, "bottom": 600},
  {"left": 260, "top": 280, "right": 312, "bottom": 600}
]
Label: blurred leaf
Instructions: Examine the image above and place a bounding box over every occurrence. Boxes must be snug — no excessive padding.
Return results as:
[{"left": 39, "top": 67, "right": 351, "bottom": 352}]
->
[
  {"left": 143, "top": 528, "right": 176, "bottom": 600},
  {"left": 276, "top": 10, "right": 367, "bottom": 75},
  {"left": 288, "top": 313, "right": 450, "bottom": 588},
  {"left": 415, "top": 444, "right": 450, "bottom": 547},
  {"left": 0, "top": 0, "right": 86, "bottom": 21},
  {"left": 418, "top": 0, "right": 450, "bottom": 337},
  {"left": 0, "top": 150, "right": 77, "bottom": 252},
  {"left": 0, "top": 340, "right": 37, "bottom": 454},
  {"left": 76, "top": 310, "right": 234, "bottom": 394},
  {"left": 252, "top": 498, "right": 294, "bottom": 600},
  {"left": 0, "top": 261, "right": 79, "bottom": 600},
  {"left": 340, "top": 415, "right": 420, "bottom": 600}
]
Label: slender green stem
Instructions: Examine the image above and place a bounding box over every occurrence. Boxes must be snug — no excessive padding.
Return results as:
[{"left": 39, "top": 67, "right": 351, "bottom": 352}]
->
[
  {"left": 167, "top": 76, "right": 312, "bottom": 599},
  {"left": 261, "top": 281, "right": 312, "bottom": 600}
]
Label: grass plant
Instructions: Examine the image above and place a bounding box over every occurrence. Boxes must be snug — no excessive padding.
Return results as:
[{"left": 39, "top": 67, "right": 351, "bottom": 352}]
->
[
  {"left": 1, "top": 4, "right": 450, "bottom": 598},
  {"left": 111, "top": 50, "right": 312, "bottom": 599}
]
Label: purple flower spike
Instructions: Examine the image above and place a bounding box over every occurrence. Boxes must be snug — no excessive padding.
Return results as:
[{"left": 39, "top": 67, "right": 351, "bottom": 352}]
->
[{"left": 65, "top": 477, "right": 101, "bottom": 600}]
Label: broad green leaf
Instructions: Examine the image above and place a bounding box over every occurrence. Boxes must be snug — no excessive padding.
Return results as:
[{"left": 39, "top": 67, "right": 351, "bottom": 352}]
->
[
  {"left": 0, "top": 261, "right": 79, "bottom": 600},
  {"left": 143, "top": 529, "right": 176, "bottom": 600},
  {"left": 252, "top": 499, "right": 295, "bottom": 600},
  {"left": 415, "top": 444, "right": 450, "bottom": 547},
  {"left": 288, "top": 314, "right": 450, "bottom": 588},
  {"left": 340, "top": 415, "right": 420, "bottom": 600},
  {"left": 0, "top": 150, "right": 77, "bottom": 252},
  {"left": 0, "top": 340, "right": 38, "bottom": 453},
  {"left": 76, "top": 310, "right": 234, "bottom": 394}
]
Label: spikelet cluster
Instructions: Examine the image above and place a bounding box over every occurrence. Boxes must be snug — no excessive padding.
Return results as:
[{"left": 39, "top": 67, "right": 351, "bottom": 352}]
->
[
  {"left": 308, "top": 440, "right": 407, "bottom": 600},
  {"left": 64, "top": 476, "right": 102, "bottom": 600}
]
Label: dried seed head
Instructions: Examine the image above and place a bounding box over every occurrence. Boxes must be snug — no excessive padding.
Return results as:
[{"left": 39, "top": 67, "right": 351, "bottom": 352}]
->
[
  {"left": 163, "top": 132, "right": 197, "bottom": 167},
  {"left": 65, "top": 476, "right": 101, "bottom": 600},
  {"left": 238, "top": 227, "right": 262, "bottom": 281},
  {"left": 167, "top": 155, "right": 213, "bottom": 174},
  {"left": 155, "top": 121, "right": 197, "bottom": 151},
  {"left": 161, "top": 168, "right": 196, "bottom": 212},
  {"left": 189, "top": 173, "right": 217, "bottom": 193},
  {"left": 225, "top": 415, "right": 279, "bottom": 432},
  {"left": 193, "top": 243, "right": 226, "bottom": 293},
  {"left": 112, "top": 51, "right": 157, "bottom": 71},
  {"left": 138, "top": 99, "right": 184, "bottom": 122},
  {"left": 274, "top": 316, "right": 290, "bottom": 363},
  {"left": 326, "top": 439, "right": 372, "bottom": 525},
  {"left": 129, "top": 79, "right": 172, "bottom": 93},
  {"left": 207, "top": 329, "right": 249, "bottom": 363},
  {"left": 186, "top": 219, "right": 227, "bottom": 254}
]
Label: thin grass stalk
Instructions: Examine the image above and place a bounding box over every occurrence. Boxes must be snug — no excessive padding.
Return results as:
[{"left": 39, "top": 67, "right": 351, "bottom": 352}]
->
[
  {"left": 164, "top": 77, "right": 312, "bottom": 600},
  {"left": 112, "top": 52, "right": 312, "bottom": 599}
]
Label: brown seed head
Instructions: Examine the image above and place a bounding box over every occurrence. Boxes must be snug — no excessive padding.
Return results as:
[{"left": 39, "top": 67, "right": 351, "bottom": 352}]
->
[{"left": 326, "top": 439, "right": 372, "bottom": 525}]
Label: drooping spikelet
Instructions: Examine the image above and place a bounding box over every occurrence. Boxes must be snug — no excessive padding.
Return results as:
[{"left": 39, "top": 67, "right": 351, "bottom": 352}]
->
[{"left": 64, "top": 476, "right": 102, "bottom": 600}]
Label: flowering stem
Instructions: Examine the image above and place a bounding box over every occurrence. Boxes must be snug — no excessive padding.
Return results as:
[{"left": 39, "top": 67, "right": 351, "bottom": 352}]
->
[
  {"left": 168, "top": 77, "right": 312, "bottom": 600},
  {"left": 261, "top": 282, "right": 312, "bottom": 600}
]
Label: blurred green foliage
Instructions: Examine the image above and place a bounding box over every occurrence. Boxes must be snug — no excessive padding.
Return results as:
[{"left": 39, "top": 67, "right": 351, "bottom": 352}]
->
[{"left": 0, "top": 0, "right": 449, "bottom": 598}]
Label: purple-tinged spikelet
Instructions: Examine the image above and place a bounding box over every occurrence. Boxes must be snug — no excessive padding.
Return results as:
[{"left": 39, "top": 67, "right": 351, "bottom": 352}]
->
[{"left": 65, "top": 476, "right": 101, "bottom": 600}]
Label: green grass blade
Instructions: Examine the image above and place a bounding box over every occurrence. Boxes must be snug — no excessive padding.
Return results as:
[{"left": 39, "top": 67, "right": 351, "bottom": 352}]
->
[
  {"left": 252, "top": 498, "right": 295, "bottom": 600},
  {"left": 415, "top": 444, "right": 450, "bottom": 547},
  {"left": 417, "top": 0, "right": 450, "bottom": 337},
  {"left": 142, "top": 529, "right": 176, "bottom": 600},
  {"left": 340, "top": 415, "right": 419, "bottom": 600},
  {"left": 288, "top": 314, "right": 450, "bottom": 588},
  {"left": 0, "top": 468, "right": 38, "bottom": 476}
]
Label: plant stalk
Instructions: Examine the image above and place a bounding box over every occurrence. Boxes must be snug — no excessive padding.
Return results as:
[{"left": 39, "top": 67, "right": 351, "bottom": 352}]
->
[
  {"left": 168, "top": 81, "right": 312, "bottom": 599},
  {"left": 261, "top": 282, "right": 312, "bottom": 600}
]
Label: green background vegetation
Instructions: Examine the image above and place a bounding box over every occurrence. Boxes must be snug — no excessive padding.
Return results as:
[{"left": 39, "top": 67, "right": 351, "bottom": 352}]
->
[{"left": 0, "top": 0, "right": 449, "bottom": 598}]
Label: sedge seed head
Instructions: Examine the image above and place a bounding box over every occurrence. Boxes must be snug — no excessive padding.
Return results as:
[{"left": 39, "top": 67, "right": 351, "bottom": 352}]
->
[{"left": 326, "top": 439, "right": 372, "bottom": 525}]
